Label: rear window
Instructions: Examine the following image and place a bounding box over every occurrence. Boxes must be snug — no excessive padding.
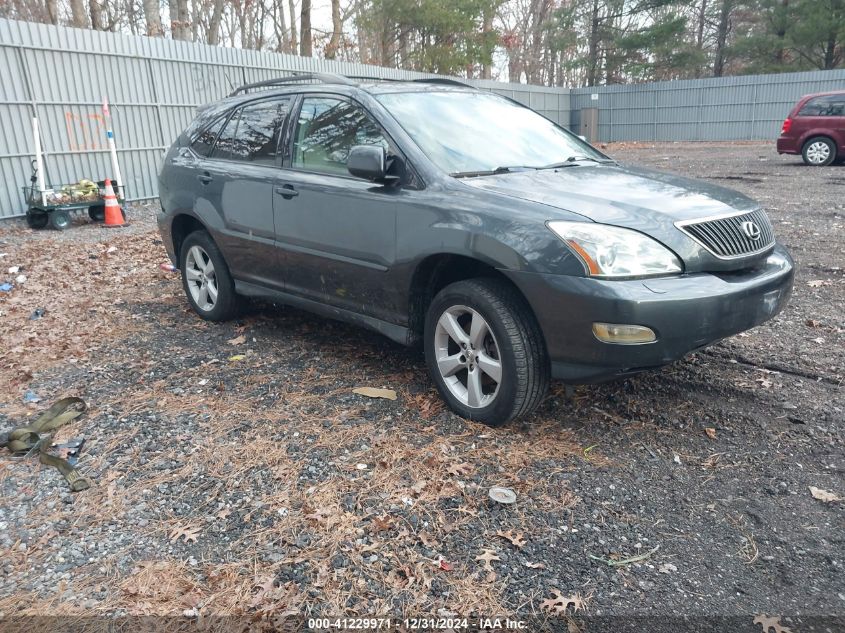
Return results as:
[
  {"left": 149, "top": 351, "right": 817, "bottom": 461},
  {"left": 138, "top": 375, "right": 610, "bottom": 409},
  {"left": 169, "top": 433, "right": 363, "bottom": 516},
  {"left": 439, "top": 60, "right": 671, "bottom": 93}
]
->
[
  {"left": 191, "top": 117, "right": 226, "bottom": 157},
  {"left": 798, "top": 95, "right": 845, "bottom": 117}
]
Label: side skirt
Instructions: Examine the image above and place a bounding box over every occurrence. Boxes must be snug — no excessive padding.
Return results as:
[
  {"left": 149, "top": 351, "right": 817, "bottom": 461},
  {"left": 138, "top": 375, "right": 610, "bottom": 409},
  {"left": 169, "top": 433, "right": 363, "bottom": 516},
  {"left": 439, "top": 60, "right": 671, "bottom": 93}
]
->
[{"left": 234, "top": 280, "right": 412, "bottom": 347}]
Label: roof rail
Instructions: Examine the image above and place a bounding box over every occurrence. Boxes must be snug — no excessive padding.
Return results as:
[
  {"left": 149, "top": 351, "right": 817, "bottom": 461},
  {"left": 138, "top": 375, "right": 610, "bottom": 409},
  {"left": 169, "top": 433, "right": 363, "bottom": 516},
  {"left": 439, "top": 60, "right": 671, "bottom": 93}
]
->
[
  {"left": 412, "top": 77, "right": 474, "bottom": 88},
  {"left": 229, "top": 72, "right": 355, "bottom": 96},
  {"left": 342, "top": 75, "right": 475, "bottom": 89}
]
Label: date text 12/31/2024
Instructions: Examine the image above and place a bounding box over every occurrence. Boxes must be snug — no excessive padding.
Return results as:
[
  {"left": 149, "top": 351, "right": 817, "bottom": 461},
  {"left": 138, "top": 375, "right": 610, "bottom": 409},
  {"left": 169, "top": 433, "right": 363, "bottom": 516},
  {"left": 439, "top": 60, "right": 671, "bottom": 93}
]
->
[{"left": 307, "top": 618, "right": 528, "bottom": 630}]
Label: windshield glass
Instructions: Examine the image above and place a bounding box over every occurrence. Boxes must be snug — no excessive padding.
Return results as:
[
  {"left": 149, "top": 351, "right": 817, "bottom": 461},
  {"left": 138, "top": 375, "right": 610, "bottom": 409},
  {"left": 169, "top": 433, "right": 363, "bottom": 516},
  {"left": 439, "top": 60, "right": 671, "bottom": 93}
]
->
[{"left": 375, "top": 90, "right": 608, "bottom": 176}]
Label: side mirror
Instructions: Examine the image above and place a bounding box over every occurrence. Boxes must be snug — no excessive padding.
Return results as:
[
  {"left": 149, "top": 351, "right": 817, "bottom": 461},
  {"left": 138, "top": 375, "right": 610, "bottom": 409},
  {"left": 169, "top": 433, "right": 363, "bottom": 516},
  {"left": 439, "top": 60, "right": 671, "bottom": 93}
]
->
[{"left": 347, "top": 145, "right": 387, "bottom": 181}]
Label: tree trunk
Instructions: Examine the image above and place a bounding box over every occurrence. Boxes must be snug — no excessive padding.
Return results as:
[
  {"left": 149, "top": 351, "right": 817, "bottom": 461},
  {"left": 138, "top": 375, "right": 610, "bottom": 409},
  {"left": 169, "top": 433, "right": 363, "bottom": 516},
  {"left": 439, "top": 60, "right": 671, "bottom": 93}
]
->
[
  {"left": 70, "top": 0, "right": 89, "bottom": 27},
  {"left": 713, "top": 0, "right": 733, "bottom": 77},
  {"left": 272, "top": 0, "right": 287, "bottom": 51},
  {"left": 481, "top": 5, "right": 493, "bottom": 79},
  {"left": 587, "top": 0, "right": 600, "bottom": 86},
  {"left": 89, "top": 0, "right": 104, "bottom": 30},
  {"left": 324, "top": 0, "right": 342, "bottom": 59},
  {"left": 45, "top": 0, "right": 59, "bottom": 24},
  {"left": 299, "top": 0, "right": 311, "bottom": 56},
  {"left": 142, "top": 0, "right": 163, "bottom": 36},
  {"left": 170, "top": 0, "right": 190, "bottom": 40},
  {"left": 288, "top": 0, "right": 298, "bottom": 53},
  {"left": 208, "top": 0, "right": 225, "bottom": 44}
]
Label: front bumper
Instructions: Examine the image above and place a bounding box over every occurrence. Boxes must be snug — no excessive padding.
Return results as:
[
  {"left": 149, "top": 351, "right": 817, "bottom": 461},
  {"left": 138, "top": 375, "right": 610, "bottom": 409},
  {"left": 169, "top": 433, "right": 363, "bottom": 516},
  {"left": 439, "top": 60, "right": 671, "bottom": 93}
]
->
[{"left": 507, "top": 244, "right": 794, "bottom": 383}]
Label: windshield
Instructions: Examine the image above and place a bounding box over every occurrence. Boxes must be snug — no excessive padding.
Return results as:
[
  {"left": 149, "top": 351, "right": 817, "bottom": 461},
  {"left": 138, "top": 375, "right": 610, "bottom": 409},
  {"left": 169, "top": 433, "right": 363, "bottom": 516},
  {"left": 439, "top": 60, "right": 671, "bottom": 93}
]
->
[{"left": 375, "top": 90, "right": 609, "bottom": 176}]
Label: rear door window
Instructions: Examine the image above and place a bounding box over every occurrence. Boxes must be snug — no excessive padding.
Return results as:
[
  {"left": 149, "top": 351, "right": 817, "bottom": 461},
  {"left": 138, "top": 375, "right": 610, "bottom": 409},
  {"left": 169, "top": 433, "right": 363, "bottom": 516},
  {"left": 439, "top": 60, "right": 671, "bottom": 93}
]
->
[
  {"left": 798, "top": 95, "right": 845, "bottom": 117},
  {"left": 211, "top": 110, "right": 240, "bottom": 161},
  {"left": 209, "top": 98, "right": 291, "bottom": 163}
]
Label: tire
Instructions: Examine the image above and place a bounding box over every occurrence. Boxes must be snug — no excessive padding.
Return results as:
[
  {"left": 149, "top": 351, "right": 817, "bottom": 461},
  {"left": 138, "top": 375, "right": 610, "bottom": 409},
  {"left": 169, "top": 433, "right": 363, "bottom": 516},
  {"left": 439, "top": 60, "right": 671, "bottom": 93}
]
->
[
  {"left": 88, "top": 204, "right": 105, "bottom": 221},
  {"left": 49, "top": 210, "right": 71, "bottom": 230},
  {"left": 802, "top": 136, "right": 836, "bottom": 166},
  {"left": 26, "top": 210, "right": 49, "bottom": 229},
  {"left": 179, "top": 230, "right": 242, "bottom": 321},
  {"left": 424, "top": 278, "right": 549, "bottom": 426}
]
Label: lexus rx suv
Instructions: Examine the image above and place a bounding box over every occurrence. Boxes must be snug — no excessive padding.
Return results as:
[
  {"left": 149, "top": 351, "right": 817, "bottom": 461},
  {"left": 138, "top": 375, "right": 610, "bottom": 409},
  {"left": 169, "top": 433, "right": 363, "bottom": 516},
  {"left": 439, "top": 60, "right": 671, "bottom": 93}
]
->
[
  {"left": 777, "top": 90, "right": 845, "bottom": 166},
  {"left": 158, "top": 73, "right": 794, "bottom": 425}
]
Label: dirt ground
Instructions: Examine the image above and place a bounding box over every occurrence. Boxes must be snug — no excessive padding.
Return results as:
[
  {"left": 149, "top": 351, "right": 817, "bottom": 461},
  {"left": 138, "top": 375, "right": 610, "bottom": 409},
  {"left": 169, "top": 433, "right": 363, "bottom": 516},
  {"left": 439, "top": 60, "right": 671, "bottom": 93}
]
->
[{"left": 0, "top": 142, "right": 842, "bottom": 630}]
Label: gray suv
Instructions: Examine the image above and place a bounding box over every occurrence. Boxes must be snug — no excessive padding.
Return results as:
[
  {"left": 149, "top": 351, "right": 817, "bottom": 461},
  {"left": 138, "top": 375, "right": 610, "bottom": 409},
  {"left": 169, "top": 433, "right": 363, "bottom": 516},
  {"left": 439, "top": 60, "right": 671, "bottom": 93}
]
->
[{"left": 158, "top": 73, "right": 794, "bottom": 425}]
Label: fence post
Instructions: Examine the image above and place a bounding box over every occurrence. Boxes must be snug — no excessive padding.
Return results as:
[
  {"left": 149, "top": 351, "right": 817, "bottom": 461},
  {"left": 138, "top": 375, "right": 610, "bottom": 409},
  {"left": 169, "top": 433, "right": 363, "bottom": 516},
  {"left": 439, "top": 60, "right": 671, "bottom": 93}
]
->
[
  {"left": 653, "top": 88, "right": 658, "bottom": 142},
  {"left": 750, "top": 82, "right": 758, "bottom": 141},
  {"left": 146, "top": 57, "right": 167, "bottom": 159}
]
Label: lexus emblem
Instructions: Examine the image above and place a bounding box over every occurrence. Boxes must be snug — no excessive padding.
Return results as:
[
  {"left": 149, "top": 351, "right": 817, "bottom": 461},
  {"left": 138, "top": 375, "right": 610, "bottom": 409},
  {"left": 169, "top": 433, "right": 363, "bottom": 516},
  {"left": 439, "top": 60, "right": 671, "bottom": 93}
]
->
[{"left": 741, "top": 220, "right": 761, "bottom": 241}]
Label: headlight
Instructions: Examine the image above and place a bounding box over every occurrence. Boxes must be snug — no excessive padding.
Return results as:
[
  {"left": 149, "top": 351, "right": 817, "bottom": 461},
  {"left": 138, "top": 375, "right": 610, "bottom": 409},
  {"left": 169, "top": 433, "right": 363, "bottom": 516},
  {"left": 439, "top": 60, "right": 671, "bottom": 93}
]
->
[{"left": 548, "top": 221, "right": 682, "bottom": 278}]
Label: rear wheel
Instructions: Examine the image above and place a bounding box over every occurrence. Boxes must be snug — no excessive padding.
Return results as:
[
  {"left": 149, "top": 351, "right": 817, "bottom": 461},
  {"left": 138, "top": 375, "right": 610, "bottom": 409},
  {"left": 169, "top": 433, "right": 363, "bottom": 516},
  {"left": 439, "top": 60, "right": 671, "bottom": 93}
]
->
[
  {"left": 179, "top": 230, "right": 243, "bottom": 321},
  {"left": 802, "top": 136, "right": 836, "bottom": 166},
  {"left": 49, "top": 210, "right": 71, "bottom": 230},
  {"left": 424, "top": 278, "right": 549, "bottom": 426}
]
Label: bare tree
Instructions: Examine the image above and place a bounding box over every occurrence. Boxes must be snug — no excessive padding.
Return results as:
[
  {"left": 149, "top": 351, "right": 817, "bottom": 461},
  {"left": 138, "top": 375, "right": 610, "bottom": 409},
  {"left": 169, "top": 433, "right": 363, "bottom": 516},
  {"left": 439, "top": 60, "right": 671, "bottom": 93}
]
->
[
  {"left": 142, "top": 0, "right": 163, "bottom": 35},
  {"left": 299, "top": 0, "right": 311, "bottom": 55},
  {"left": 170, "top": 0, "right": 190, "bottom": 39},
  {"left": 288, "top": 0, "right": 298, "bottom": 52},
  {"left": 324, "top": 0, "right": 341, "bottom": 58},
  {"left": 713, "top": 0, "right": 735, "bottom": 76},
  {"left": 70, "top": 0, "right": 90, "bottom": 27}
]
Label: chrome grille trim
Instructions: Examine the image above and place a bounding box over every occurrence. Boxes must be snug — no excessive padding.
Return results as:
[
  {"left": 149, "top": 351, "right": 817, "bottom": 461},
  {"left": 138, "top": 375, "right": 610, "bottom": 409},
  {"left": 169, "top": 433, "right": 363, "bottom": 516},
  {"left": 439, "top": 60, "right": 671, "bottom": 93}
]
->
[{"left": 676, "top": 209, "right": 775, "bottom": 260}]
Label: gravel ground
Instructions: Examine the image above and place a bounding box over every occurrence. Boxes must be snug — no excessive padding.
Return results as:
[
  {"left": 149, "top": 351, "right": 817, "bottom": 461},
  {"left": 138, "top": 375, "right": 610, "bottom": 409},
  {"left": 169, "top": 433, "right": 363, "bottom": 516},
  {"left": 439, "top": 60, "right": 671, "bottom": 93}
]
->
[{"left": 0, "top": 143, "right": 842, "bottom": 630}]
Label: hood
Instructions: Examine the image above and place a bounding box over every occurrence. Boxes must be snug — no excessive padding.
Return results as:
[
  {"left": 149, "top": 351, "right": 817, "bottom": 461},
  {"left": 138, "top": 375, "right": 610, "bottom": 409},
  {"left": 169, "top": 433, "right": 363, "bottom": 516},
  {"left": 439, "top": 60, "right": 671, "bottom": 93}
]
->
[{"left": 460, "top": 163, "right": 758, "bottom": 225}]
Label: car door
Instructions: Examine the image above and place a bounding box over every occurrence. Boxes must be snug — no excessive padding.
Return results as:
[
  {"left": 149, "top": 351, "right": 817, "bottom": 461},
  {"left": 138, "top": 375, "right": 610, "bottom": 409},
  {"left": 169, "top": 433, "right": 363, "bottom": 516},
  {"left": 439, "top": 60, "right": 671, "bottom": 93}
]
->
[
  {"left": 272, "top": 94, "right": 408, "bottom": 323},
  {"left": 194, "top": 96, "right": 292, "bottom": 289}
]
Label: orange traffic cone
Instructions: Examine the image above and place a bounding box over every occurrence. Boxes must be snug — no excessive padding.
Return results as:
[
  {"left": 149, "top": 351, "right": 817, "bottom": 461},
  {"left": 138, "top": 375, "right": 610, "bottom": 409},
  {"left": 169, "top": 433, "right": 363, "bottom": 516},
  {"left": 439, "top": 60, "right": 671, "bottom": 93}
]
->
[{"left": 103, "top": 179, "right": 125, "bottom": 227}]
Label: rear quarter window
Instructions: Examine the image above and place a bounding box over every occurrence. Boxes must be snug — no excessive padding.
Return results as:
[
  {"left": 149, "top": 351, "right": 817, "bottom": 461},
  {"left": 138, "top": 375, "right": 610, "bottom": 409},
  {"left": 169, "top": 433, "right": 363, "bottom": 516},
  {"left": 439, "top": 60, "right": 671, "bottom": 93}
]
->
[
  {"left": 798, "top": 95, "right": 845, "bottom": 117},
  {"left": 191, "top": 116, "right": 226, "bottom": 157}
]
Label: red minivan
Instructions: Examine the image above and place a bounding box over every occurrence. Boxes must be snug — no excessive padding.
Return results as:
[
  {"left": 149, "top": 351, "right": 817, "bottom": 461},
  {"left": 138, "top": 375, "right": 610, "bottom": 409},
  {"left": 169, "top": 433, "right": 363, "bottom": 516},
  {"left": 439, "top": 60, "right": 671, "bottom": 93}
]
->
[{"left": 777, "top": 91, "right": 845, "bottom": 166}]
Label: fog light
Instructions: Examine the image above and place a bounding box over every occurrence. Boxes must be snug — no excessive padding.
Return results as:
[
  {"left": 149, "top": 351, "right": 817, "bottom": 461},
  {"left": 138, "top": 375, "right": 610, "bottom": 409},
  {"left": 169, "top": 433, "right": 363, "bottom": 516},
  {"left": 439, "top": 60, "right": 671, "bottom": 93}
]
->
[{"left": 593, "top": 323, "right": 656, "bottom": 344}]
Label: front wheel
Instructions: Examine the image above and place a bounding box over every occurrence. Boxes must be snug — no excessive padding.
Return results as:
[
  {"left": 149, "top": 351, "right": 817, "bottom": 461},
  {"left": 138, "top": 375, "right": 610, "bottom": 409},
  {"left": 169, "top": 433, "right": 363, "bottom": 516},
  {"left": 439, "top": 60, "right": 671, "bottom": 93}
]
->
[
  {"left": 179, "top": 230, "right": 243, "bottom": 321},
  {"left": 802, "top": 137, "right": 836, "bottom": 166},
  {"left": 424, "top": 278, "right": 549, "bottom": 426}
]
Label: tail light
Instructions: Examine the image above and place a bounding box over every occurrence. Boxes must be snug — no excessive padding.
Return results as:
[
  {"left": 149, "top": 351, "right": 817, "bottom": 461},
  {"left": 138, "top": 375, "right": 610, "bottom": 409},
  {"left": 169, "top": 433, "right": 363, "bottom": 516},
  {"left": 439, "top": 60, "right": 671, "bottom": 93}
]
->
[{"left": 781, "top": 118, "right": 792, "bottom": 134}]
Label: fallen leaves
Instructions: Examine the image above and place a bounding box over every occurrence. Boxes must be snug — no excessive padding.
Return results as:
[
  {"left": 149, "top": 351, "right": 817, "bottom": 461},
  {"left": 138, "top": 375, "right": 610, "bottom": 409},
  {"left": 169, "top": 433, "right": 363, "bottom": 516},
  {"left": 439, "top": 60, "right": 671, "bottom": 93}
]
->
[
  {"left": 705, "top": 427, "right": 717, "bottom": 440},
  {"left": 806, "top": 280, "right": 830, "bottom": 288},
  {"left": 753, "top": 614, "right": 793, "bottom": 633},
  {"left": 228, "top": 354, "right": 245, "bottom": 362},
  {"left": 495, "top": 529, "right": 527, "bottom": 548},
  {"left": 352, "top": 387, "right": 397, "bottom": 400},
  {"left": 446, "top": 462, "right": 473, "bottom": 478},
  {"left": 227, "top": 334, "right": 246, "bottom": 345},
  {"left": 540, "top": 590, "right": 587, "bottom": 615},
  {"left": 475, "top": 549, "right": 500, "bottom": 582},
  {"left": 809, "top": 486, "right": 842, "bottom": 503},
  {"left": 168, "top": 524, "right": 201, "bottom": 544}
]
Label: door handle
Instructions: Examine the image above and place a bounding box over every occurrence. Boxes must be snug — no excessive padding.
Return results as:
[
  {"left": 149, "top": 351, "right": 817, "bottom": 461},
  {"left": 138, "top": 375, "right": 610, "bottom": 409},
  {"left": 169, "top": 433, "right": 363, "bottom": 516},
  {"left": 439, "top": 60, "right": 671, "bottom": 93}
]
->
[
  {"left": 275, "top": 184, "right": 299, "bottom": 199},
  {"left": 197, "top": 173, "right": 213, "bottom": 185}
]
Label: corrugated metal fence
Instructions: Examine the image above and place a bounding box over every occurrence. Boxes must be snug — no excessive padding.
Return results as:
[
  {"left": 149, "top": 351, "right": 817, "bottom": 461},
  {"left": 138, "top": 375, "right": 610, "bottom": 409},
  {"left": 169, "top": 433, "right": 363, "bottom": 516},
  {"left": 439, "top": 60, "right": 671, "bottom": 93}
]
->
[
  {"left": 0, "top": 17, "right": 843, "bottom": 219},
  {"left": 571, "top": 70, "right": 845, "bottom": 143},
  {"left": 0, "top": 18, "right": 569, "bottom": 219}
]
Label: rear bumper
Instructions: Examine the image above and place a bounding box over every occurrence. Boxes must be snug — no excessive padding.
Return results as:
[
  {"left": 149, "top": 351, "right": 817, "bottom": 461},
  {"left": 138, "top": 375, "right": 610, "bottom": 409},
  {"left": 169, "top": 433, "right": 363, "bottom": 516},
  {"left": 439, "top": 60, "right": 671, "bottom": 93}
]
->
[
  {"left": 776, "top": 137, "right": 799, "bottom": 155},
  {"left": 507, "top": 244, "right": 794, "bottom": 383}
]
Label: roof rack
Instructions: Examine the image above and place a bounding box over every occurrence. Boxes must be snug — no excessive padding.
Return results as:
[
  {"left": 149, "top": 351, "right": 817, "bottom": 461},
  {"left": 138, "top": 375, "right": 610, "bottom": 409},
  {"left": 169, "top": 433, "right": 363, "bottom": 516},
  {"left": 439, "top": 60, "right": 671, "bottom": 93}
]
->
[
  {"left": 412, "top": 78, "right": 474, "bottom": 88},
  {"left": 229, "top": 72, "right": 355, "bottom": 96},
  {"left": 342, "top": 75, "right": 475, "bottom": 89}
]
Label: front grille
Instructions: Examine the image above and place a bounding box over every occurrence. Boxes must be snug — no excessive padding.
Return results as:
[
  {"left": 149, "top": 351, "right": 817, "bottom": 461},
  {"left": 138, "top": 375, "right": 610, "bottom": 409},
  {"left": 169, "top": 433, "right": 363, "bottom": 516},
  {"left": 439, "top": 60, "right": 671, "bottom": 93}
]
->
[{"left": 677, "top": 209, "right": 775, "bottom": 259}]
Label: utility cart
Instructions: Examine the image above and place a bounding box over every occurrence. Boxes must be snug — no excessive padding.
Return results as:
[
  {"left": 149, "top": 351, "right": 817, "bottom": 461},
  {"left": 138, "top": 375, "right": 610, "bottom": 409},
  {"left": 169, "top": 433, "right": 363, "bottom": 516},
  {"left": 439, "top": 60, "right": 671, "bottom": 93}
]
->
[{"left": 23, "top": 162, "right": 125, "bottom": 230}]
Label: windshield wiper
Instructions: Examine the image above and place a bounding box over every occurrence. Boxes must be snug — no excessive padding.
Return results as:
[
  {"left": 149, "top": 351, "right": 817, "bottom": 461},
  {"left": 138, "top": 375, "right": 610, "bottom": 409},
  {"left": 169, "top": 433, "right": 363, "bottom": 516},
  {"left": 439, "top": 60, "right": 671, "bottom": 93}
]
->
[
  {"left": 540, "top": 156, "right": 612, "bottom": 169},
  {"left": 450, "top": 165, "right": 538, "bottom": 178}
]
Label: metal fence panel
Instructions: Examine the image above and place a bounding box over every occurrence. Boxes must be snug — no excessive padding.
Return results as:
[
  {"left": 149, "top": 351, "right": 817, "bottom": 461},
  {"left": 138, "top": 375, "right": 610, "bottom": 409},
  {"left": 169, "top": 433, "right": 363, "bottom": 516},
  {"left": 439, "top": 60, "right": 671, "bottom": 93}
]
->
[{"left": 572, "top": 69, "right": 845, "bottom": 143}]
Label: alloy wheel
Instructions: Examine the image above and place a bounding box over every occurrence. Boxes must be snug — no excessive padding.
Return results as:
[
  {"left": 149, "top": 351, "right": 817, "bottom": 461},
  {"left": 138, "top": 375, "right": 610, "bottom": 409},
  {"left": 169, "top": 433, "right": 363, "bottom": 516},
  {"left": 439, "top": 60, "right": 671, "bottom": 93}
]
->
[
  {"left": 433, "top": 305, "right": 502, "bottom": 408},
  {"left": 185, "top": 245, "right": 218, "bottom": 311}
]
